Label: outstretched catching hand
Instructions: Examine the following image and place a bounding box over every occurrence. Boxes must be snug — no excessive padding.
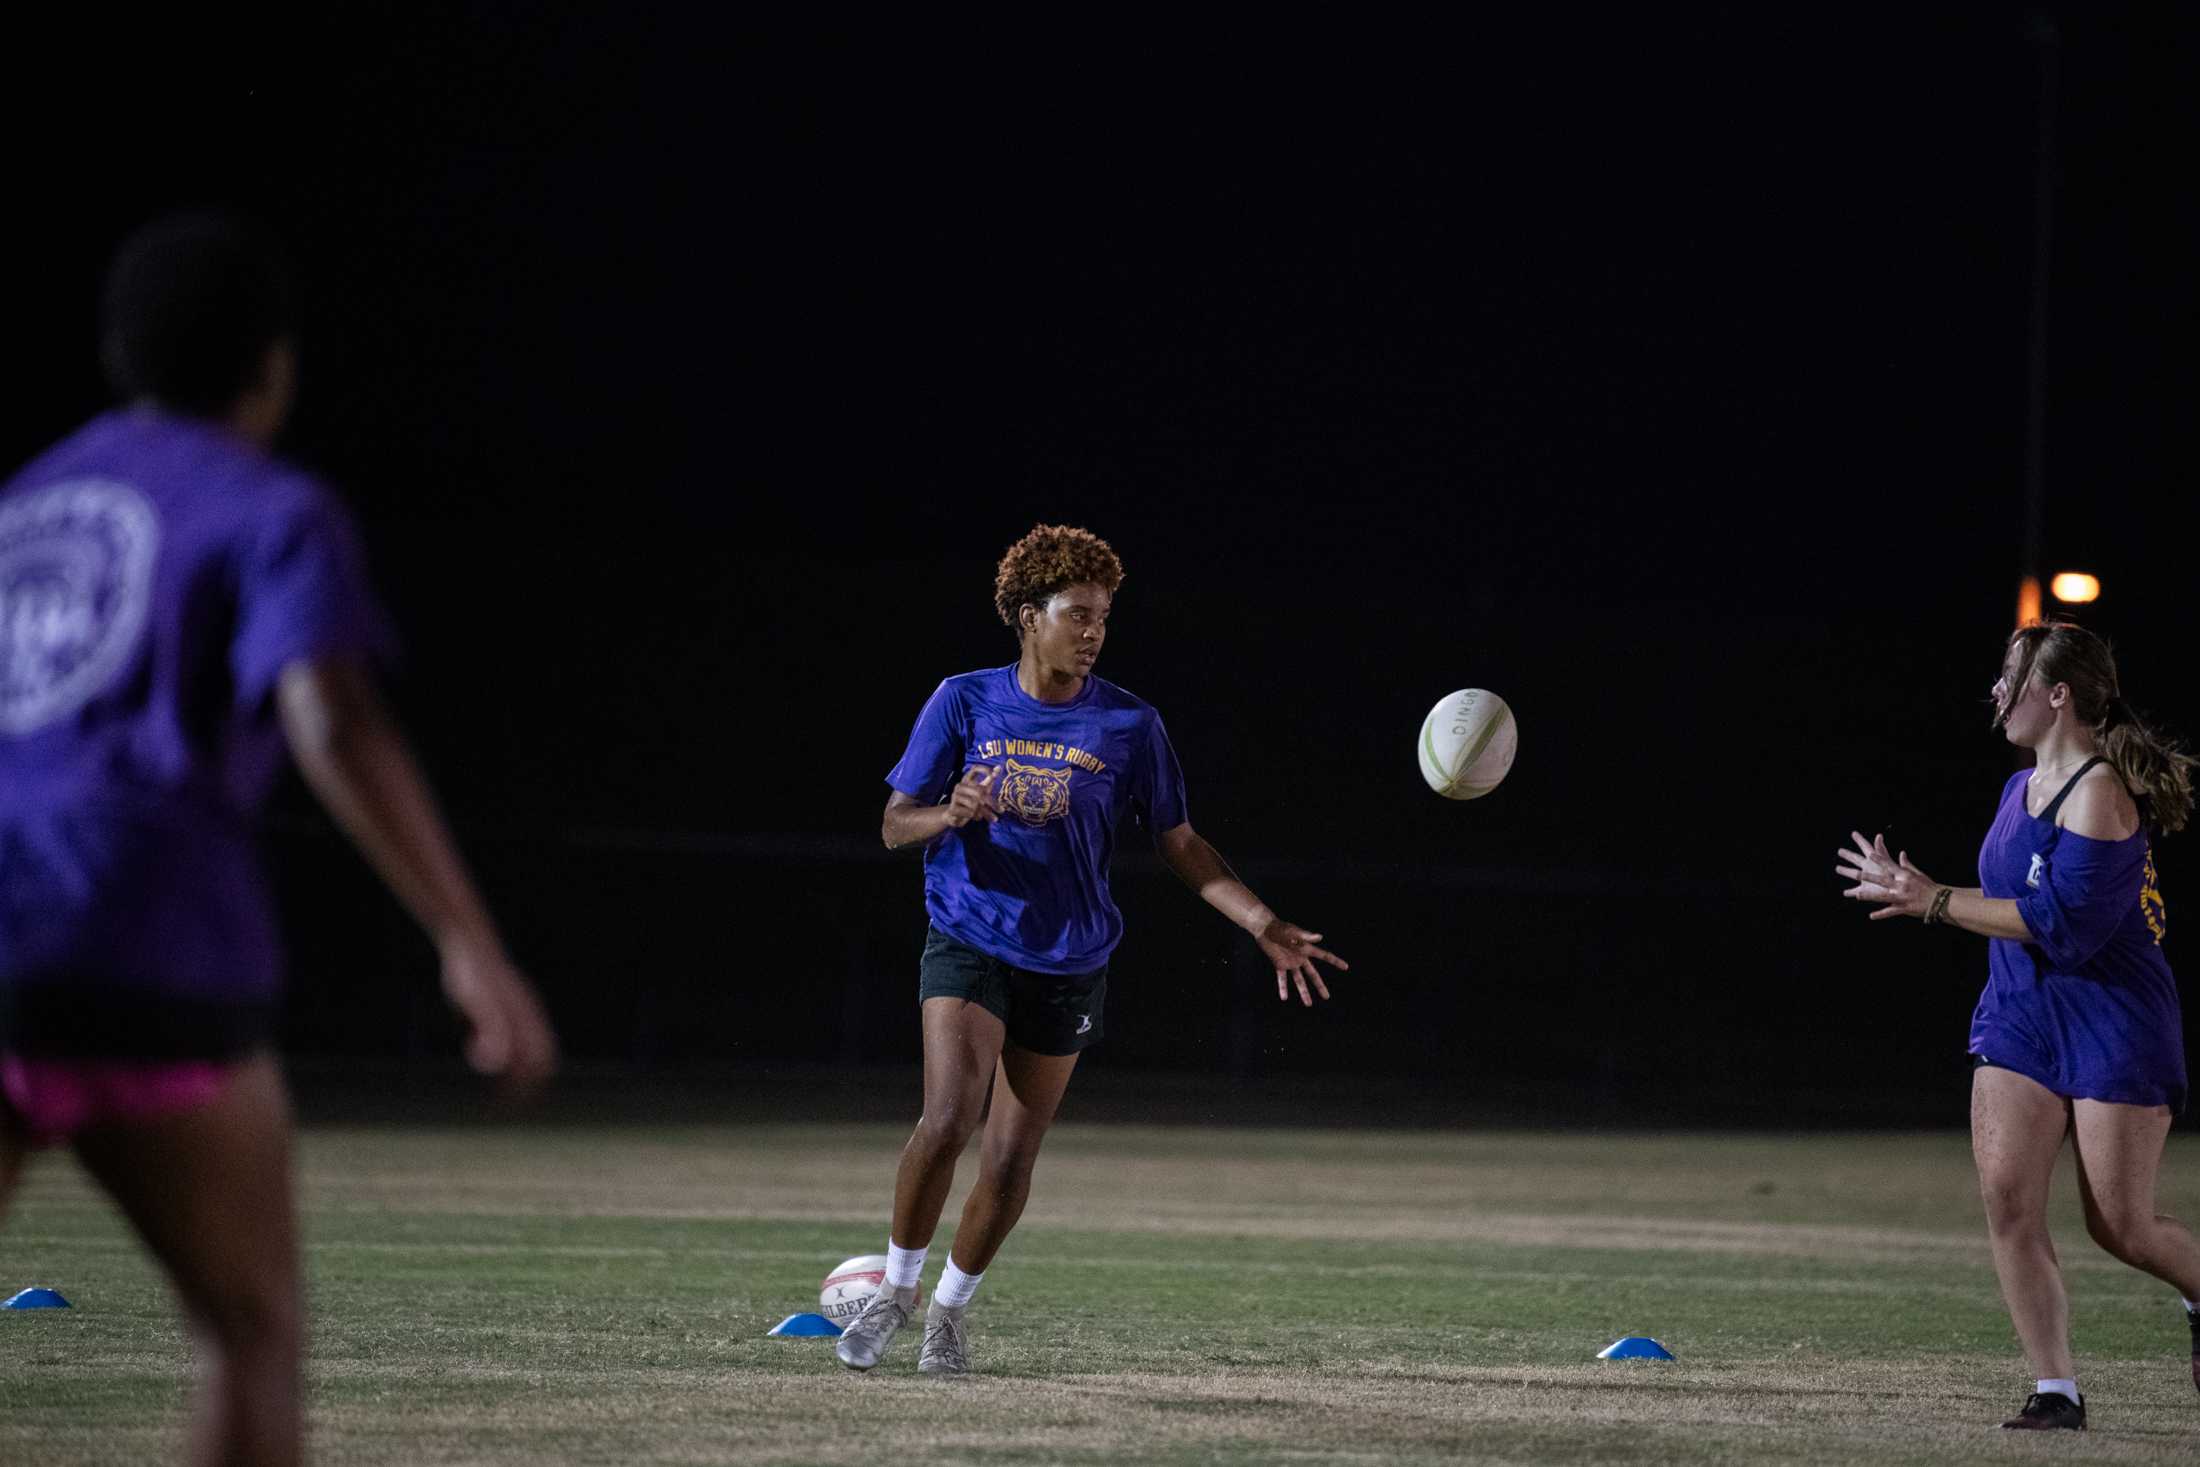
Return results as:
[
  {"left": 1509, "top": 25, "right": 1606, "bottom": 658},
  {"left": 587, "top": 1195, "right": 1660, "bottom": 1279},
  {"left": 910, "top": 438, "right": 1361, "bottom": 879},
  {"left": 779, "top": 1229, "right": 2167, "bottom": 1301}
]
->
[
  {"left": 1834, "top": 830, "right": 1938, "bottom": 920},
  {"left": 1256, "top": 920, "right": 1348, "bottom": 1006}
]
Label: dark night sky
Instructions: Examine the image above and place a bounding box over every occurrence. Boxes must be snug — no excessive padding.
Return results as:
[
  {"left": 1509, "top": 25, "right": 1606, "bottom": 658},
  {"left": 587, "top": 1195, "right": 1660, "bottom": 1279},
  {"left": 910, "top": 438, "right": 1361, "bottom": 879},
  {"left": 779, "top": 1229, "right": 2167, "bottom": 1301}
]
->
[{"left": 7, "top": 11, "right": 2195, "bottom": 1089}]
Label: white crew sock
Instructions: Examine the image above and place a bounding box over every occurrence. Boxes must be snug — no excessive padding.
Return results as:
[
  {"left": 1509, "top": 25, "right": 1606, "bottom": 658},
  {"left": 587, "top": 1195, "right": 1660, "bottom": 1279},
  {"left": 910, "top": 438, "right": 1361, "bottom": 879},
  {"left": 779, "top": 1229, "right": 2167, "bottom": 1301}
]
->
[
  {"left": 2037, "top": 1377, "right": 2078, "bottom": 1402},
  {"left": 2183, "top": 1297, "right": 2200, "bottom": 1316},
  {"left": 885, "top": 1241, "right": 927, "bottom": 1295},
  {"left": 934, "top": 1256, "right": 985, "bottom": 1311}
]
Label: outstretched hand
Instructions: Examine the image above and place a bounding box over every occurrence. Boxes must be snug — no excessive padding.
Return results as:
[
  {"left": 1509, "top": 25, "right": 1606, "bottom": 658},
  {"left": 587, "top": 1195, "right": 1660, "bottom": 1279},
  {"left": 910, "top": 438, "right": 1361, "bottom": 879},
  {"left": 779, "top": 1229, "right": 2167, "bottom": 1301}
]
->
[
  {"left": 1834, "top": 830, "right": 1938, "bottom": 920},
  {"left": 1256, "top": 920, "right": 1348, "bottom": 1006},
  {"left": 440, "top": 938, "right": 559, "bottom": 1099}
]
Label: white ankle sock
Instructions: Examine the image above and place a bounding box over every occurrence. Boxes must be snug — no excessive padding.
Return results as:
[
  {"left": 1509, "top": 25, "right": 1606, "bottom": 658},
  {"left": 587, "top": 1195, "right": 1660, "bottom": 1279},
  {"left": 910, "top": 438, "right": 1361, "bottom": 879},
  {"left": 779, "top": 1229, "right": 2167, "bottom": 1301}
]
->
[
  {"left": 2037, "top": 1377, "right": 2078, "bottom": 1402},
  {"left": 2183, "top": 1297, "right": 2200, "bottom": 1316},
  {"left": 885, "top": 1241, "right": 927, "bottom": 1293},
  {"left": 935, "top": 1257, "right": 984, "bottom": 1310}
]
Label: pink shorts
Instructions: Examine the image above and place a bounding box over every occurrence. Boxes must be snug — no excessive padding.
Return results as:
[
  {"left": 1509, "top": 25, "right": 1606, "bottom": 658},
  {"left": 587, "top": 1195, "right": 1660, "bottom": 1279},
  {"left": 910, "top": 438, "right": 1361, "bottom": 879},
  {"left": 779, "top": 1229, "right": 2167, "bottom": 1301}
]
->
[{"left": 0, "top": 1055, "right": 231, "bottom": 1148}]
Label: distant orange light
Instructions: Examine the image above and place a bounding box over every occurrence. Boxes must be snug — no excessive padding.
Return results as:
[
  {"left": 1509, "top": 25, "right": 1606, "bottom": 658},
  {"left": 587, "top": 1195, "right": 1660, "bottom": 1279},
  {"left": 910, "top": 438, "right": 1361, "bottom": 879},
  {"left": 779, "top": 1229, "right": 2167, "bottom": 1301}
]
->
[
  {"left": 2050, "top": 572, "right": 2100, "bottom": 604},
  {"left": 2017, "top": 575, "right": 2043, "bottom": 627}
]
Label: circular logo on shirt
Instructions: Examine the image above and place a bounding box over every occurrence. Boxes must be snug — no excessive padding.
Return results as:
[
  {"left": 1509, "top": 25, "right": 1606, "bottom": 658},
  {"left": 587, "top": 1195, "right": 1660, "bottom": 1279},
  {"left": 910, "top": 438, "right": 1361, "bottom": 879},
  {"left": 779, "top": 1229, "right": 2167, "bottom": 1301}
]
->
[{"left": 0, "top": 479, "right": 161, "bottom": 735}]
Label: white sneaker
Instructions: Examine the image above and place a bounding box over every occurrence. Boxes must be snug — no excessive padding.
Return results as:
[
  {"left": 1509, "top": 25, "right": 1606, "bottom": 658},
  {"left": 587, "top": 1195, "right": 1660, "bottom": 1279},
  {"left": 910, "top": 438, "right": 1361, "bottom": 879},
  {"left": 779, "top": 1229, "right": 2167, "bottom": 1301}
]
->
[
  {"left": 917, "top": 1302, "right": 972, "bottom": 1377},
  {"left": 834, "top": 1286, "right": 917, "bottom": 1371}
]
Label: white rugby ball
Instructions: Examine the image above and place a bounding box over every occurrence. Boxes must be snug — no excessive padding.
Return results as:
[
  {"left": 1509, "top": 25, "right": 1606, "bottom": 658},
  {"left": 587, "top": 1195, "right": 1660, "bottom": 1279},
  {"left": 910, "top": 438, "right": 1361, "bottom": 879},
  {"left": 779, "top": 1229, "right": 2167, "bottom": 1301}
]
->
[
  {"left": 1418, "top": 688, "right": 1517, "bottom": 800},
  {"left": 819, "top": 1254, "right": 889, "bottom": 1326}
]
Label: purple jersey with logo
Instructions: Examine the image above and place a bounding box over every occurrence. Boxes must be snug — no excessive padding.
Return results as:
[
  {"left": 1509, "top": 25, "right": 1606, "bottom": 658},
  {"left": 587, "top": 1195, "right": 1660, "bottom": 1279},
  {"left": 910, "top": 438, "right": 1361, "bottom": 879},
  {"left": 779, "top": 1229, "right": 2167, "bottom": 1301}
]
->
[
  {"left": 886, "top": 665, "right": 1188, "bottom": 974},
  {"left": 0, "top": 409, "right": 391, "bottom": 1057},
  {"left": 1970, "top": 769, "right": 2185, "bottom": 1109}
]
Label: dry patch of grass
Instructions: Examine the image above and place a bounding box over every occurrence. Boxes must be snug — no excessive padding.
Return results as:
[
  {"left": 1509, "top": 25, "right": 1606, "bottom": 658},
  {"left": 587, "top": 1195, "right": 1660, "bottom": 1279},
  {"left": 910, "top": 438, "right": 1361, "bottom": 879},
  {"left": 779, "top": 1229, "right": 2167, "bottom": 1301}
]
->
[{"left": 284, "top": 1357, "right": 2200, "bottom": 1466}]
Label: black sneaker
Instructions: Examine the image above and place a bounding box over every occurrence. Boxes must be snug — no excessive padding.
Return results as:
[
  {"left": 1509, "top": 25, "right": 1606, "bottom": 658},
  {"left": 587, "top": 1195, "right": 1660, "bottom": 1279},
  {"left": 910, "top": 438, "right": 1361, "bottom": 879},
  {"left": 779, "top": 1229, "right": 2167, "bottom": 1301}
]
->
[
  {"left": 2001, "top": 1392, "right": 2085, "bottom": 1431},
  {"left": 2188, "top": 1307, "right": 2199, "bottom": 1396}
]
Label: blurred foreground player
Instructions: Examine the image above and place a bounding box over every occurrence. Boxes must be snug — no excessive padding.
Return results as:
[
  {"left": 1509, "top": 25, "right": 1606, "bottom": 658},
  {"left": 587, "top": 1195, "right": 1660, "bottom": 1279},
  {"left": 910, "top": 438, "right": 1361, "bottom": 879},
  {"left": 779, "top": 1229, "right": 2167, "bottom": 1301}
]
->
[
  {"left": 1838, "top": 622, "right": 2199, "bottom": 1431},
  {"left": 834, "top": 523, "right": 1348, "bottom": 1377},
  {"left": 0, "top": 212, "right": 557, "bottom": 1467}
]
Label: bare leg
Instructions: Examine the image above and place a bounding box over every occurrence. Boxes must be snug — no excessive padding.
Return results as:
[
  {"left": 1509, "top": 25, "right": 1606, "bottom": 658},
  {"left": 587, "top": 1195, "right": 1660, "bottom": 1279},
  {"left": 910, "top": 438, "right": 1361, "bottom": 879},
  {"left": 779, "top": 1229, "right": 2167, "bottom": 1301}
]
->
[
  {"left": 72, "top": 1054, "right": 302, "bottom": 1467},
  {"left": 949, "top": 1043, "right": 1080, "bottom": 1275},
  {"left": 1972, "top": 1065, "right": 2075, "bottom": 1381},
  {"left": 2070, "top": 1098, "right": 2200, "bottom": 1298},
  {"left": 889, "top": 999, "right": 1006, "bottom": 1252}
]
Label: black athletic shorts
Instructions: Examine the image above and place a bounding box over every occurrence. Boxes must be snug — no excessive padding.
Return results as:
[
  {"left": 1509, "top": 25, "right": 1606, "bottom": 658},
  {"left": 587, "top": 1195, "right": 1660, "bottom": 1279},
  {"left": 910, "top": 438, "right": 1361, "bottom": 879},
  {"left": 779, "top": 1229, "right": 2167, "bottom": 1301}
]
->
[
  {"left": 0, "top": 977, "right": 274, "bottom": 1061},
  {"left": 917, "top": 924, "right": 1107, "bottom": 1056}
]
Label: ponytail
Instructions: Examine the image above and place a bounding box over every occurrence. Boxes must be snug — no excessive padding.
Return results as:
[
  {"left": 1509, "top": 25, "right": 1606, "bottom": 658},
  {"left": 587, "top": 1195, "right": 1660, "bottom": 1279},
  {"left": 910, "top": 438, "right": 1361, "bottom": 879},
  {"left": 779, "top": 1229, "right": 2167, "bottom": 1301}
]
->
[
  {"left": 2100, "top": 709, "right": 2197, "bottom": 834},
  {"left": 2007, "top": 622, "right": 2194, "bottom": 831}
]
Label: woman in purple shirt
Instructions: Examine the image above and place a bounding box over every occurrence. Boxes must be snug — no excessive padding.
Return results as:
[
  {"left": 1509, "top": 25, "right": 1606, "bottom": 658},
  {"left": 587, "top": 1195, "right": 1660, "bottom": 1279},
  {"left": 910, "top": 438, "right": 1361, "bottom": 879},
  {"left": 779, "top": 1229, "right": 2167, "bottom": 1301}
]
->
[
  {"left": 0, "top": 213, "right": 556, "bottom": 1467},
  {"left": 832, "top": 523, "right": 1348, "bottom": 1378},
  {"left": 1838, "top": 622, "right": 2199, "bottom": 1431}
]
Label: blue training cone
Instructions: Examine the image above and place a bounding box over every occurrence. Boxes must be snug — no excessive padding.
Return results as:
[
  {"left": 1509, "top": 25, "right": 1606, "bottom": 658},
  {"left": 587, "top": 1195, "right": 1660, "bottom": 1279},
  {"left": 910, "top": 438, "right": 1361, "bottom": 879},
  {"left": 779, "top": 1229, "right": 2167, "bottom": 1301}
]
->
[
  {"left": 5, "top": 1287, "right": 72, "bottom": 1309},
  {"left": 767, "top": 1312, "right": 842, "bottom": 1337},
  {"left": 1597, "top": 1335, "right": 1674, "bottom": 1360}
]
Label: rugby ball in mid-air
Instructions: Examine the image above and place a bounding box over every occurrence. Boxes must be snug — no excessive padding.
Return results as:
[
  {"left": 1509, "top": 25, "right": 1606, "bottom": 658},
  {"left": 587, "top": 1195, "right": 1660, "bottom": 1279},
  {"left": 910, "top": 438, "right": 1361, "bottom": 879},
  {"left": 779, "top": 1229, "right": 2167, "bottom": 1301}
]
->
[
  {"left": 819, "top": 1254, "right": 889, "bottom": 1326},
  {"left": 1418, "top": 688, "right": 1517, "bottom": 800}
]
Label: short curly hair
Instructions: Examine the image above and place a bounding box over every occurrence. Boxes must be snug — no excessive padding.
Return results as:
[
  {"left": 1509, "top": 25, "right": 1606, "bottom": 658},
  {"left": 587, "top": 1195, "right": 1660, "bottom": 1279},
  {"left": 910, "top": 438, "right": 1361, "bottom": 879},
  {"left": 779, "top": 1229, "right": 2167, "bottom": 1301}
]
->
[{"left": 993, "top": 523, "right": 1124, "bottom": 630}]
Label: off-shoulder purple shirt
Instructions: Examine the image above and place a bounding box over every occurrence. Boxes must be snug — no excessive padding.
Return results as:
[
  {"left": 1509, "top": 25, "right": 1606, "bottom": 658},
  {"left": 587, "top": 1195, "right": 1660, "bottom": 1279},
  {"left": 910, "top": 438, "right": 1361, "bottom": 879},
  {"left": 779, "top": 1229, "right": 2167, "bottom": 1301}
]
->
[{"left": 1970, "top": 768, "right": 2184, "bottom": 1109}]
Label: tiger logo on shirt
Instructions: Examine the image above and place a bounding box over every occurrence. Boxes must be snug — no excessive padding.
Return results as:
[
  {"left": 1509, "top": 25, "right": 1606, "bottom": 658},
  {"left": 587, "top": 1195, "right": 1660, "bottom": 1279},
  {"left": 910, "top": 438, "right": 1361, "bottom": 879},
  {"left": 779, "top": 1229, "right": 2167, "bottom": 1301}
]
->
[
  {"left": 2142, "top": 845, "right": 2166, "bottom": 945},
  {"left": 997, "top": 758, "right": 1073, "bottom": 827}
]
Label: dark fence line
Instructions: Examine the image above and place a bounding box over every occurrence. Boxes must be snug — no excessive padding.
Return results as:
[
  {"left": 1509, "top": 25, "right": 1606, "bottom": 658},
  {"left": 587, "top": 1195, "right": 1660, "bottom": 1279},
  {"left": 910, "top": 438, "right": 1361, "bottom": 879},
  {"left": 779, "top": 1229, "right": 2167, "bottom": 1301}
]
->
[
  {"left": 262, "top": 819, "right": 2103, "bottom": 1129},
  {"left": 547, "top": 825, "right": 1807, "bottom": 899}
]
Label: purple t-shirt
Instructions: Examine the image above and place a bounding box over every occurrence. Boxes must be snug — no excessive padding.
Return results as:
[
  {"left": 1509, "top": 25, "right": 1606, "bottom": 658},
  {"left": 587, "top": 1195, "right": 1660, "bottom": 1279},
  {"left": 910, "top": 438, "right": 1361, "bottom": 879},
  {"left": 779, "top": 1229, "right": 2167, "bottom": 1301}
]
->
[
  {"left": 886, "top": 664, "right": 1188, "bottom": 974},
  {"left": 0, "top": 408, "right": 391, "bottom": 1053},
  {"left": 1970, "top": 769, "right": 2185, "bottom": 1109}
]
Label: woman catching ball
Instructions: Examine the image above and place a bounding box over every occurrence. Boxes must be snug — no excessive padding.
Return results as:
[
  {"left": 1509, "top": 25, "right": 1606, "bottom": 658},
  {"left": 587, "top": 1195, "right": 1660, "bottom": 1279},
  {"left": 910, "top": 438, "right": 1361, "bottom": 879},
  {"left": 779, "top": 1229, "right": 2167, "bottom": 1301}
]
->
[{"left": 1837, "top": 622, "right": 2199, "bottom": 1431}]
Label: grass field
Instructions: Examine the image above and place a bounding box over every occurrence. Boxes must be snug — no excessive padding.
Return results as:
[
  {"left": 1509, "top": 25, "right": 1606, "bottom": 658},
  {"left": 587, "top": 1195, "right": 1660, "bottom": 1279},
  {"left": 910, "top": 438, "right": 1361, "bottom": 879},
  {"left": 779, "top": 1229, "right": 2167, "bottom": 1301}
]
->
[{"left": 4, "top": 1113, "right": 2198, "bottom": 1465}]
